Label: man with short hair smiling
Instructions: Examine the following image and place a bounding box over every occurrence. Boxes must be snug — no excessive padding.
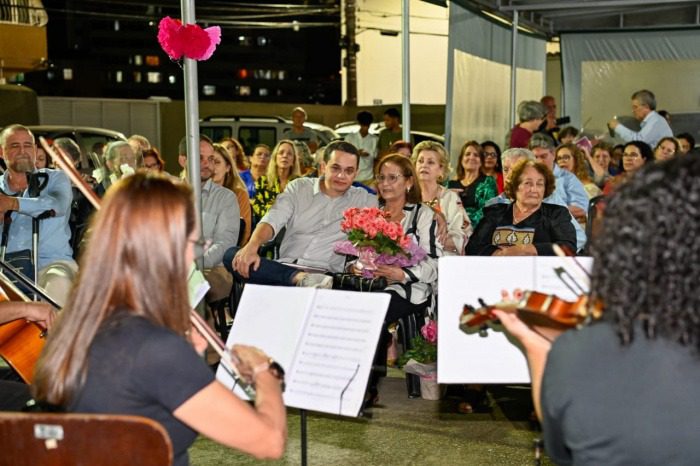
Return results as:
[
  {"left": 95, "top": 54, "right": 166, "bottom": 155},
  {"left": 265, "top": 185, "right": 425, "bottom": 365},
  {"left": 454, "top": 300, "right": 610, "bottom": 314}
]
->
[
  {"left": 225, "top": 140, "right": 377, "bottom": 288},
  {"left": 608, "top": 89, "right": 672, "bottom": 149}
]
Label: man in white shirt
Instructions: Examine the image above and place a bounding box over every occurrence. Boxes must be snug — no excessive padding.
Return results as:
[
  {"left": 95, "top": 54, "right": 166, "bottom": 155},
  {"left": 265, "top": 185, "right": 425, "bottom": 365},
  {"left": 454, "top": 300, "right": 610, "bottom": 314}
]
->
[
  {"left": 608, "top": 89, "right": 673, "bottom": 149},
  {"left": 344, "top": 111, "right": 378, "bottom": 185},
  {"left": 225, "top": 140, "right": 377, "bottom": 288}
]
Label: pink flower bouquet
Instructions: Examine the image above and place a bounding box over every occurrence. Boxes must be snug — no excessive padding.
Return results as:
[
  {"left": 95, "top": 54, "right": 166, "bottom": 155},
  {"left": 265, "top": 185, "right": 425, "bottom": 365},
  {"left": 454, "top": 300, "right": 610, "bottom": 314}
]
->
[{"left": 334, "top": 207, "right": 426, "bottom": 277}]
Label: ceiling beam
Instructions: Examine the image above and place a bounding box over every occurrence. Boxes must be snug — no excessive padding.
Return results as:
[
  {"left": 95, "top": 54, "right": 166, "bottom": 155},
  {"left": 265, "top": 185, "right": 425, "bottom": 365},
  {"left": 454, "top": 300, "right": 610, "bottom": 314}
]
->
[{"left": 499, "top": 0, "right": 699, "bottom": 12}]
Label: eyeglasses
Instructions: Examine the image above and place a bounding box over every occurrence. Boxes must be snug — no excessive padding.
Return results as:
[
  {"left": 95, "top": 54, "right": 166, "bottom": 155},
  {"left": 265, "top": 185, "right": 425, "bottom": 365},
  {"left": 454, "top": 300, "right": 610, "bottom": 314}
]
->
[
  {"left": 376, "top": 174, "right": 405, "bottom": 184},
  {"left": 484, "top": 152, "right": 498, "bottom": 158},
  {"left": 328, "top": 165, "right": 356, "bottom": 177}
]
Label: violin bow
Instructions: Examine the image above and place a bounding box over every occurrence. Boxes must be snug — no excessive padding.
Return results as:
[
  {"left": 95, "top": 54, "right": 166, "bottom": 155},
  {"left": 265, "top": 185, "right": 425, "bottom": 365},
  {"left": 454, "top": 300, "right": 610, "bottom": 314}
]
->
[{"left": 39, "top": 138, "right": 256, "bottom": 399}]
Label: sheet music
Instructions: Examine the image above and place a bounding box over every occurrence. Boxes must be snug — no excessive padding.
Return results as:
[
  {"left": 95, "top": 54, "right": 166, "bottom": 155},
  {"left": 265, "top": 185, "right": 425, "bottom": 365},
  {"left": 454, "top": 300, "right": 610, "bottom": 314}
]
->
[
  {"left": 438, "top": 256, "right": 592, "bottom": 384},
  {"left": 217, "top": 285, "right": 389, "bottom": 417},
  {"left": 285, "top": 290, "right": 389, "bottom": 416}
]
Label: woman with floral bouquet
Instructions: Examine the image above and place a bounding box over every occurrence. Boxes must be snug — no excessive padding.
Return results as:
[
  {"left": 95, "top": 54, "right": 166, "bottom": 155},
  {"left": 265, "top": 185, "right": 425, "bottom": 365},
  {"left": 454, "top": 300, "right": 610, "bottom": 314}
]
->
[{"left": 353, "top": 154, "right": 442, "bottom": 405}]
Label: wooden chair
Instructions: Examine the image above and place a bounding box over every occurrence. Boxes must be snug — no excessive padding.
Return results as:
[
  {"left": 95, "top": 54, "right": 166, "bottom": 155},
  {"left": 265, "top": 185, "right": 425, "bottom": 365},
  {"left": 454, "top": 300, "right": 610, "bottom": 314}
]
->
[{"left": 0, "top": 412, "right": 173, "bottom": 466}]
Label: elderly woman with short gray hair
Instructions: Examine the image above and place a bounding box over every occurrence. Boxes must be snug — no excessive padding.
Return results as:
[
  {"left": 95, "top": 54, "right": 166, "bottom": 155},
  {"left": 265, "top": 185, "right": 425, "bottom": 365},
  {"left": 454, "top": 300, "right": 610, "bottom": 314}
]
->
[{"left": 508, "top": 100, "right": 546, "bottom": 149}]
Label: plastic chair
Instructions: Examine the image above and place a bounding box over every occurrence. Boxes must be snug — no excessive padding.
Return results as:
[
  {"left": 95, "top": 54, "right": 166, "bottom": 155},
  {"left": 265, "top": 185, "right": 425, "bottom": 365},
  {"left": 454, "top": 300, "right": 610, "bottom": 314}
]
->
[{"left": 0, "top": 412, "right": 173, "bottom": 466}]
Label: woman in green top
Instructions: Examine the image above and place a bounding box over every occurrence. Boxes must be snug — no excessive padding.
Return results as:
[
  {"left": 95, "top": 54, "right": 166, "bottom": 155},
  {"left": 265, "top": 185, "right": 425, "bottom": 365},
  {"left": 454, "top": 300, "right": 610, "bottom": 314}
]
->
[
  {"left": 447, "top": 140, "right": 497, "bottom": 227},
  {"left": 251, "top": 139, "right": 301, "bottom": 222}
]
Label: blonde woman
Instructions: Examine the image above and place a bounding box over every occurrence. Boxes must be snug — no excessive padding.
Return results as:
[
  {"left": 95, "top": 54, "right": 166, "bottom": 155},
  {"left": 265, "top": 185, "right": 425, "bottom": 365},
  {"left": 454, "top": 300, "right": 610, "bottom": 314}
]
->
[
  {"left": 212, "top": 144, "right": 252, "bottom": 245},
  {"left": 412, "top": 141, "right": 471, "bottom": 255},
  {"left": 251, "top": 140, "right": 301, "bottom": 221}
]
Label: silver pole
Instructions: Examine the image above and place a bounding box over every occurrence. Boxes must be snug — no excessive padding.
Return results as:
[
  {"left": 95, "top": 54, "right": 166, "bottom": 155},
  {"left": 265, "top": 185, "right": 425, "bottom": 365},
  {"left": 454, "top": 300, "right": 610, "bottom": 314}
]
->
[
  {"left": 401, "top": 0, "right": 410, "bottom": 141},
  {"left": 182, "top": 0, "right": 202, "bottom": 231},
  {"left": 509, "top": 10, "right": 519, "bottom": 127}
]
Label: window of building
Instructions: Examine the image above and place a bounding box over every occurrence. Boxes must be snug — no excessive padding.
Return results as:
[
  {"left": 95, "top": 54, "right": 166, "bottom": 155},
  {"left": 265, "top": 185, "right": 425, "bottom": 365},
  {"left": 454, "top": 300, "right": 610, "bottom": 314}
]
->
[
  {"left": 115, "top": 70, "right": 123, "bottom": 83},
  {"left": 147, "top": 72, "right": 161, "bottom": 84},
  {"left": 133, "top": 71, "right": 142, "bottom": 83},
  {"left": 203, "top": 85, "right": 216, "bottom": 96},
  {"left": 236, "top": 85, "right": 251, "bottom": 97},
  {"left": 63, "top": 68, "right": 73, "bottom": 80},
  {"left": 145, "top": 55, "right": 160, "bottom": 67},
  {"left": 259, "top": 88, "right": 269, "bottom": 97},
  {"left": 238, "top": 36, "right": 252, "bottom": 46},
  {"left": 133, "top": 55, "right": 143, "bottom": 66},
  {"left": 168, "top": 75, "right": 177, "bottom": 84}
]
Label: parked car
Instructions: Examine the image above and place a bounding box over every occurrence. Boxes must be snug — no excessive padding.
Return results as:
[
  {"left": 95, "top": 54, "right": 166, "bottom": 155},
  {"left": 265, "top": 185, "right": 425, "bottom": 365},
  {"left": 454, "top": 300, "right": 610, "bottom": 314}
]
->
[
  {"left": 334, "top": 122, "right": 445, "bottom": 146},
  {"left": 27, "top": 125, "right": 127, "bottom": 170},
  {"left": 200, "top": 115, "right": 340, "bottom": 156}
]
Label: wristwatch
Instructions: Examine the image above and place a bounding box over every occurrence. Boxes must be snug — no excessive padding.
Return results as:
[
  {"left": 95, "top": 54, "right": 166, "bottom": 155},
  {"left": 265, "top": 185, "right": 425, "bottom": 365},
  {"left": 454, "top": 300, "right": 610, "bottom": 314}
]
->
[{"left": 254, "top": 358, "right": 286, "bottom": 392}]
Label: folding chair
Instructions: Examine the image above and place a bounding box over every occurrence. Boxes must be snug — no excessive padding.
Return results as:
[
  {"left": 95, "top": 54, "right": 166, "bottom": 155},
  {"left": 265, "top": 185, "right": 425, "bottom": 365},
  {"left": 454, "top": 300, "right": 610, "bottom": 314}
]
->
[{"left": 0, "top": 412, "right": 173, "bottom": 466}]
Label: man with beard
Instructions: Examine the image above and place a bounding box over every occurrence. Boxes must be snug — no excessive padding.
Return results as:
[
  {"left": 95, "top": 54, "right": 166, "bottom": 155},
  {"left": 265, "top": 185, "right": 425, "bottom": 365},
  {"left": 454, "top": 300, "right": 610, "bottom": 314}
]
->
[
  {"left": 0, "top": 124, "right": 77, "bottom": 306},
  {"left": 178, "top": 134, "right": 240, "bottom": 304}
]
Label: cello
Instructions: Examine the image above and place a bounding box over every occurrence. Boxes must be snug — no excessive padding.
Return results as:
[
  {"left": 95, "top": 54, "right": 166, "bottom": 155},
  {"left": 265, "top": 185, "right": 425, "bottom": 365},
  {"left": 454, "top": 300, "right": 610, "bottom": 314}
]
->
[{"left": 0, "top": 272, "right": 49, "bottom": 383}]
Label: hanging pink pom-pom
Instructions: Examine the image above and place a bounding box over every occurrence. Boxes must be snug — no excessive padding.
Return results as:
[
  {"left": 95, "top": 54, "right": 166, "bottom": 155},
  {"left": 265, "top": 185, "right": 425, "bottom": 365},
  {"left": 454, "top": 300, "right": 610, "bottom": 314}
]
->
[{"left": 157, "top": 16, "right": 221, "bottom": 61}]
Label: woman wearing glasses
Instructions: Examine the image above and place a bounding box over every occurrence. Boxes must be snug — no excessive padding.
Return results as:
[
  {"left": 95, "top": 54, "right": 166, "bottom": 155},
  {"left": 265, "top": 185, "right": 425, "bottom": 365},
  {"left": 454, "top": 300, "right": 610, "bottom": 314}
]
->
[
  {"left": 603, "top": 141, "right": 653, "bottom": 195},
  {"left": 480, "top": 141, "right": 504, "bottom": 193},
  {"left": 555, "top": 144, "right": 602, "bottom": 200},
  {"left": 363, "top": 154, "right": 442, "bottom": 404},
  {"left": 447, "top": 140, "right": 498, "bottom": 228}
]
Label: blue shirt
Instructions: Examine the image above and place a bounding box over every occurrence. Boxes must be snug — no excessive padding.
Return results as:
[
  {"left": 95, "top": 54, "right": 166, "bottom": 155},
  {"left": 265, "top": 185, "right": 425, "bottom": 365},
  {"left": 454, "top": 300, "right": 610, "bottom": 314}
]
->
[
  {"left": 239, "top": 170, "right": 255, "bottom": 199},
  {"left": 614, "top": 111, "right": 673, "bottom": 149},
  {"left": 1, "top": 169, "right": 74, "bottom": 268},
  {"left": 552, "top": 164, "right": 589, "bottom": 213}
]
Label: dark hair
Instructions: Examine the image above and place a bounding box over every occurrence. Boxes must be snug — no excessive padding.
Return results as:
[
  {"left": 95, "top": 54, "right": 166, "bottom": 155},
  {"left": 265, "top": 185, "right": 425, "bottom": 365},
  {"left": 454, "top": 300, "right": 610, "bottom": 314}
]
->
[
  {"left": 624, "top": 140, "right": 653, "bottom": 165},
  {"left": 590, "top": 155, "right": 700, "bottom": 351},
  {"left": 481, "top": 140, "right": 503, "bottom": 174},
  {"left": 558, "top": 126, "right": 579, "bottom": 142},
  {"left": 178, "top": 134, "right": 213, "bottom": 156},
  {"left": 323, "top": 140, "right": 360, "bottom": 167},
  {"left": 383, "top": 108, "right": 400, "bottom": 119},
  {"left": 376, "top": 154, "right": 422, "bottom": 204},
  {"left": 389, "top": 140, "right": 412, "bottom": 153},
  {"left": 504, "top": 159, "right": 555, "bottom": 201},
  {"left": 356, "top": 111, "right": 373, "bottom": 126},
  {"left": 676, "top": 132, "right": 695, "bottom": 150},
  {"left": 591, "top": 141, "right": 613, "bottom": 159}
]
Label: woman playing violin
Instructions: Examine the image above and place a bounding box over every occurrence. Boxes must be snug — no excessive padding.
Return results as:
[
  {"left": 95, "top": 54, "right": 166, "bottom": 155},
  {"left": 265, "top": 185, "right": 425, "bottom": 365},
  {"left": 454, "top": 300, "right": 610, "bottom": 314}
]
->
[
  {"left": 33, "top": 173, "right": 286, "bottom": 465},
  {"left": 495, "top": 155, "right": 700, "bottom": 465},
  {"left": 465, "top": 159, "right": 576, "bottom": 256}
]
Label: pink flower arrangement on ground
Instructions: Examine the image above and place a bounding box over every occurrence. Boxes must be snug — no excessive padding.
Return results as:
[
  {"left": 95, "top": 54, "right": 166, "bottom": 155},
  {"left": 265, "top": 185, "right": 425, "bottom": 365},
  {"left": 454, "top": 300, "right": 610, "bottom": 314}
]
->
[
  {"left": 334, "top": 207, "right": 426, "bottom": 277},
  {"left": 157, "top": 17, "right": 221, "bottom": 61},
  {"left": 421, "top": 319, "right": 438, "bottom": 344}
]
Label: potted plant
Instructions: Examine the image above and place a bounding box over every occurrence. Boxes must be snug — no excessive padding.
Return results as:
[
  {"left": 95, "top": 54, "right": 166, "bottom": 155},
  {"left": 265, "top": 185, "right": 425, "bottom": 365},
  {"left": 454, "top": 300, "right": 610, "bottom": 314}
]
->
[{"left": 399, "top": 319, "right": 442, "bottom": 400}]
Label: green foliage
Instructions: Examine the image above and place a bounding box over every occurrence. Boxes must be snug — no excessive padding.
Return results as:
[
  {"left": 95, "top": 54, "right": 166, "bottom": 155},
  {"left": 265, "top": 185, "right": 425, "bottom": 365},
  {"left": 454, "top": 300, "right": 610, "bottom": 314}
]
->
[
  {"left": 398, "top": 336, "right": 437, "bottom": 366},
  {"left": 347, "top": 230, "right": 404, "bottom": 256}
]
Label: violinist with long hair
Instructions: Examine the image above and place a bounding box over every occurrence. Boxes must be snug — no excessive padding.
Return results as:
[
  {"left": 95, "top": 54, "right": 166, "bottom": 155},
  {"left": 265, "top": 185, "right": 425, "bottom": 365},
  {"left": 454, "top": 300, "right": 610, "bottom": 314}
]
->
[
  {"left": 495, "top": 155, "right": 700, "bottom": 465},
  {"left": 32, "top": 173, "right": 286, "bottom": 465}
]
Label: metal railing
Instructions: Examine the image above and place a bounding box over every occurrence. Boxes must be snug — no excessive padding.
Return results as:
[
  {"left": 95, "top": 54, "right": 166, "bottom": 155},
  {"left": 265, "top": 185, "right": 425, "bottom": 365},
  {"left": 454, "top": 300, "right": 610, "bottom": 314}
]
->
[{"left": 0, "top": 0, "right": 48, "bottom": 27}]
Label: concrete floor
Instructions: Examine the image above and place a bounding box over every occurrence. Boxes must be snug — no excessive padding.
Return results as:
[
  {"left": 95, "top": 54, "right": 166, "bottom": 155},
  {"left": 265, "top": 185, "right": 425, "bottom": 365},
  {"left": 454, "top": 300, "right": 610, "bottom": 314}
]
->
[{"left": 190, "top": 371, "right": 552, "bottom": 465}]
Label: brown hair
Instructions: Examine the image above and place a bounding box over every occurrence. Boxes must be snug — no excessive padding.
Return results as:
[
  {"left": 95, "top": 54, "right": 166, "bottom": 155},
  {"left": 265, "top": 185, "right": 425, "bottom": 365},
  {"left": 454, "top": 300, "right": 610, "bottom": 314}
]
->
[
  {"left": 220, "top": 137, "right": 249, "bottom": 170},
  {"left": 455, "top": 140, "right": 484, "bottom": 179},
  {"left": 213, "top": 143, "right": 246, "bottom": 193},
  {"left": 504, "top": 159, "right": 555, "bottom": 201},
  {"left": 142, "top": 148, "right": 166, "bottom": 172},
  {"left": 556, "top": 143, "right": 592, "bottom": 184},
  {"left": 33, "top": 173, "right": 196, "bottom": 406},
  {"left": 376, "top": 153, "right": 422, "bottom": 204}
]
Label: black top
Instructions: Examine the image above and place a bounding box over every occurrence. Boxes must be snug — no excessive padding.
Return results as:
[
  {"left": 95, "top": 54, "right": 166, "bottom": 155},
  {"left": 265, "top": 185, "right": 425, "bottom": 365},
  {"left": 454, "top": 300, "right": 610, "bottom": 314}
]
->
[
  {"left": 70, "top": 312, "right": 214, "bottom": 466},
  {"left": 542, "top": 322, "right": 700, "bottom": 465},
  {"left": 464, "top": 202, "right": 576, "bottom": 256}
]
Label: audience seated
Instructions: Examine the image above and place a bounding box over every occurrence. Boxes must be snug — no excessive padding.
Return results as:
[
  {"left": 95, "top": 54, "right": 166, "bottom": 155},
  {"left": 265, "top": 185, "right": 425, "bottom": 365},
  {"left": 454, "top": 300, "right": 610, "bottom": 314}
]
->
[
  {"left": 239, "top": 143, "right": 271, "bottom": 200},
  {"left": 653, "top": 136, "right": 679, "bottom": 162},
  {"left": 446, "top": 140, "right": 498, "bottom": 228},
  {"left": 413, "top": 141, "right": 471, "bottom": 255},
  {"left": 211, "top": 143, "right": 252, "bottom": 245},
  {"left": 219, "top": 137, "right": 249, "bottom": 172},
  {"left": 555, "top": 143, "right": 602, "bottom": 200},
  {"left": 225, "top": 140, "right": 376, "bottom": 288},
  {"left": 676, "top": 132, "right": 696, "bottom": 155},
  {"left": 603, "top": 141, "right": 653, "bottom": 195},
  {"left": 467, "top": 159, "right": 576, "bottom": 256},
  {"left": 480, "top": 141, "right": 504, "bottom": 193},
  {"left": 250, "top": 140, "right": 300, "bottom": 223}
]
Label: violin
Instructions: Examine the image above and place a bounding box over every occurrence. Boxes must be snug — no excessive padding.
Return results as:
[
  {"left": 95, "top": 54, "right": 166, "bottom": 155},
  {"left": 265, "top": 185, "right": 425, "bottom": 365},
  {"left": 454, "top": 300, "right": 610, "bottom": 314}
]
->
[{"left": 459, "top": 290, "right": 603, "bottom": 337}]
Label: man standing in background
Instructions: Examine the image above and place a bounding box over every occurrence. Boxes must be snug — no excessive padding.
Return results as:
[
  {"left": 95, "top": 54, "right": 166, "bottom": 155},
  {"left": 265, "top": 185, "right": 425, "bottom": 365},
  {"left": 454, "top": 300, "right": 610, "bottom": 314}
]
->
[
  {"left": 344, "top": 111, "right": 378, "bottom": 186},
  {"left": 608, "top": 89, "right": 672, "bottom": 149}
]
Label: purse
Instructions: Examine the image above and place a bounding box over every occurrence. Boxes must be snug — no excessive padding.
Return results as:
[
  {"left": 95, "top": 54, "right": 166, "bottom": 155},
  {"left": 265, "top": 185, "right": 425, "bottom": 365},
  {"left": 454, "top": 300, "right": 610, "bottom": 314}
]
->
[{"left": 332, "top": 273, "right": 387, "bottom": 292}]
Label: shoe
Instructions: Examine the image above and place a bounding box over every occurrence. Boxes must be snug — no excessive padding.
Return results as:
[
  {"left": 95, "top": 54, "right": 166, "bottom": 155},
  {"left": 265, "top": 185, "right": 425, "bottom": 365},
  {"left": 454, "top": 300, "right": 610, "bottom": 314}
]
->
[{"left": 299, "top": 273, "right": 333, "bottom": 289}]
